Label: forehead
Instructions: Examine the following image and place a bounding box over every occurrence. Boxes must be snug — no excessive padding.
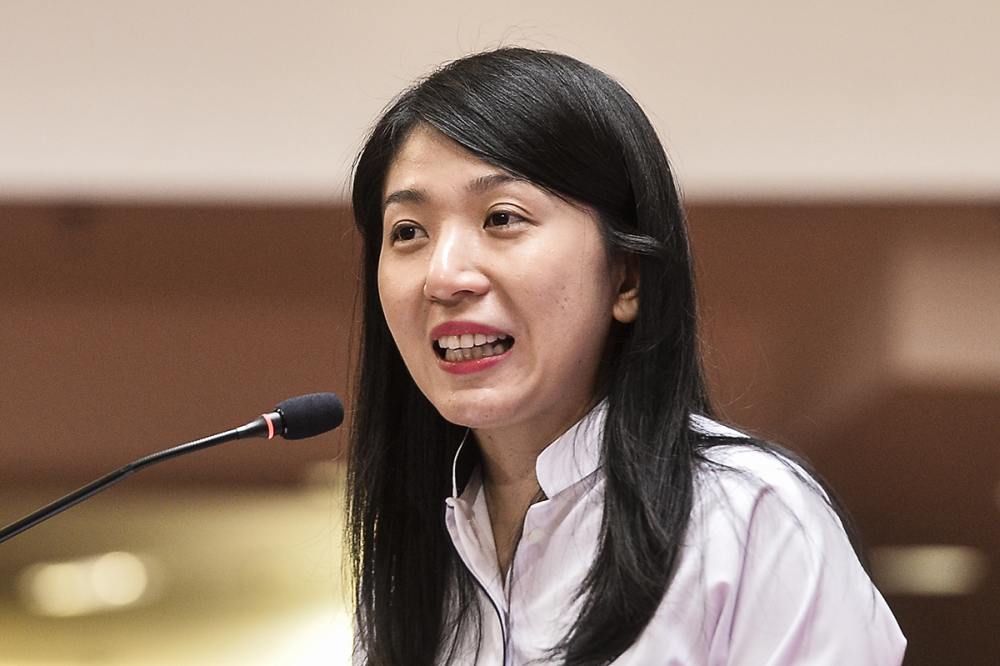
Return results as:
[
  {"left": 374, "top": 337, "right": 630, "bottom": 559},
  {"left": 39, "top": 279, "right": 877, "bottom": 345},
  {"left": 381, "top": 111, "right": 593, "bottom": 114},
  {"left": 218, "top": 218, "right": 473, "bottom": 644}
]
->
[
  {"left": 383, "top": 126, "right": 507, "bottom": 199},
  {"left": 389, "top": 125, "right": 480, "bottom": 170}
]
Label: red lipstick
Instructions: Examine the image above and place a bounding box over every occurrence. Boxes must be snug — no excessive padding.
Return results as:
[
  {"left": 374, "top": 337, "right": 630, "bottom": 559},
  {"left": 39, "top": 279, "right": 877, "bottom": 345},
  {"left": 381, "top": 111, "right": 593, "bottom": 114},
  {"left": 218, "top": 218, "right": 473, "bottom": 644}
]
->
[
  {"left": 430, "top": 321, "right": 514, "bottom": 375},
  {"left": 429, "top": 321, "right": 511, "bottom": 339}
]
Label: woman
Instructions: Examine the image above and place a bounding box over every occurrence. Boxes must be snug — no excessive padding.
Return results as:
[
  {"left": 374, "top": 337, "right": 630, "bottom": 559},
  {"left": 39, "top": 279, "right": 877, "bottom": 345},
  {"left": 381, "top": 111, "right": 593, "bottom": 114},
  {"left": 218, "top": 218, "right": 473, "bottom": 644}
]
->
[{"left": 347, "top": 47, "right": 905, "bottom": 665}]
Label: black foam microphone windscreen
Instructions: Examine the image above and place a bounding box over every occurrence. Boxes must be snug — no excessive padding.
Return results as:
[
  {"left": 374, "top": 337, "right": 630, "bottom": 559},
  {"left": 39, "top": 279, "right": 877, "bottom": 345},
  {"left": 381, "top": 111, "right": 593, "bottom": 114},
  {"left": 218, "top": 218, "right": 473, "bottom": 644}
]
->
[{"left": 275, "top": 392, "right": 344, "bottom": 439}]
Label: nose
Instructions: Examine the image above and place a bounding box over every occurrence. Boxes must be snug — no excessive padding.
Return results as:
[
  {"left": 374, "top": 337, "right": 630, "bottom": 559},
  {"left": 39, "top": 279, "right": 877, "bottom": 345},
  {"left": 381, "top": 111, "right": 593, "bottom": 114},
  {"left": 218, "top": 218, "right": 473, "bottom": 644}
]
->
[{"left": 423, "top": 225, "right": 490, "bottom": 303}]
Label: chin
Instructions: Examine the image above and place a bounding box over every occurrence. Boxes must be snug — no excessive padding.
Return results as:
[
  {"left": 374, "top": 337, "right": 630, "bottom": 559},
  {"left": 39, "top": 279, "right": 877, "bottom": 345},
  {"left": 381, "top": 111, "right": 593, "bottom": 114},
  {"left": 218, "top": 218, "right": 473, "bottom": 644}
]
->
[{"left": 431, "top": 390, "right": 519, "bottom": 430}]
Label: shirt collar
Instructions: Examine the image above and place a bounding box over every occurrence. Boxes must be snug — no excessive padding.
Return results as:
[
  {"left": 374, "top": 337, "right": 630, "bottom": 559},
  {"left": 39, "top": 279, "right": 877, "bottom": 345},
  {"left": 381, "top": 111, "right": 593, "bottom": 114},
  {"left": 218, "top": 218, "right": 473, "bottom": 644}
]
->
[
  {"left": 534, "top": 401, "right": 608, "bottom": 499},
  {"left": 689, "top": 413, "right": 748, "bottom": 439},
  {"left": 449, "top": 401, "right": 608, "bottom": 501},
  {"left": 448, "top": 405, "right": 747, "bottom": 500}
]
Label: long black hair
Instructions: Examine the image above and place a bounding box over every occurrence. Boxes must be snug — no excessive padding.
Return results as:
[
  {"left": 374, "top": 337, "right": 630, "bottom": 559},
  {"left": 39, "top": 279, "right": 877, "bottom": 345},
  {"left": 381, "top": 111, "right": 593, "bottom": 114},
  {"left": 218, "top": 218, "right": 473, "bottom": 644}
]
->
[{"left": 348, "top": 47, "right": 834, "bottom": 665}]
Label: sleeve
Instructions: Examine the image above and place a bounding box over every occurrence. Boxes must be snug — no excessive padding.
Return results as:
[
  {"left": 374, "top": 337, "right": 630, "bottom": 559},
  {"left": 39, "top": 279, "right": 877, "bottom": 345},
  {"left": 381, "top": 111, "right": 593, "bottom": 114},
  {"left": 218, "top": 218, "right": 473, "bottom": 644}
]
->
[{"left": 720, "top": 465, "right": 907, "bottom": 666}]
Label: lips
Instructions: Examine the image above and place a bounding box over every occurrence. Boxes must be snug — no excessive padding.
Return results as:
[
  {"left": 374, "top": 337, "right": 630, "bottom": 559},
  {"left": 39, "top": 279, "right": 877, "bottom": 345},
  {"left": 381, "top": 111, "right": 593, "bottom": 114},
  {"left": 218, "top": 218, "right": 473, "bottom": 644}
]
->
[
  {"left": 429, "top": 321, "right": 516, "bottom": 373},
  {"left": 429, "top": 321, "right": 511, "bottom": 339}
]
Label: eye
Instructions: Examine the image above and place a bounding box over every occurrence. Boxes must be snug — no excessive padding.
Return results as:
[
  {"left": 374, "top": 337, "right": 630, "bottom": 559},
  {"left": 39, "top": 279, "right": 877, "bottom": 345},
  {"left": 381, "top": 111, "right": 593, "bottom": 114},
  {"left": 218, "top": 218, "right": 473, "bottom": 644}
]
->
[
  {"left": 484, "top": 210, "right": 526, "bottom": 229},
  {"left": 389, "top": 222, "right": 427, "bottom": 244}
]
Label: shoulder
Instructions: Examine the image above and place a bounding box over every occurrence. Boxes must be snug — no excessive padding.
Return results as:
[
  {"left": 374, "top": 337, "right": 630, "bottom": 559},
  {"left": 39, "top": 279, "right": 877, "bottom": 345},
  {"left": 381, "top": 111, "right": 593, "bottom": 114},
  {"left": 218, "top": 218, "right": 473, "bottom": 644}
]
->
[
  {"left": 663, "top": 442, "right": 907, "bottom": 665},
  {"left": 698, "top": 444, "right": 833, "bottom": 518},
  {"left": 686, "top": 417, "right": 836, "bottom": 536},
  {"left": 618, "top": 417, "right": 908, "bottom": 664},
  {"left": 690, "top": 442, "right": 851, "bottom": 577}
]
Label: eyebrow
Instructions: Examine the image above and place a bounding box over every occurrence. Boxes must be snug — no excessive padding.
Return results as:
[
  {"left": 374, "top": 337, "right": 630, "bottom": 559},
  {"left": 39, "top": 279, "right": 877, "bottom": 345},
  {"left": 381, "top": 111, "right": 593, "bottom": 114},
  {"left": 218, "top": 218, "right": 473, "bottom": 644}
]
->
[
  {"left": 382, "top": 188, "right": 425, "bottom": 210},
  {"left": 467, "top": 172, "right": 527, "bottom": 194},
  {"left": 382, "top": 172, "right": 528, "bottom": 211}
]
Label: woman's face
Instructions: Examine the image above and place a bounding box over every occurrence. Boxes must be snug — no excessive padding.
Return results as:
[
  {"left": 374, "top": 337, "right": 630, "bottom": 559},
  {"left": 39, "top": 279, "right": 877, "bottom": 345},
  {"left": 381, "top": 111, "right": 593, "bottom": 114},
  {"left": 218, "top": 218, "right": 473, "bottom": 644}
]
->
[{"left": 377, "top": 125, "right": 637, "bottom": 446}]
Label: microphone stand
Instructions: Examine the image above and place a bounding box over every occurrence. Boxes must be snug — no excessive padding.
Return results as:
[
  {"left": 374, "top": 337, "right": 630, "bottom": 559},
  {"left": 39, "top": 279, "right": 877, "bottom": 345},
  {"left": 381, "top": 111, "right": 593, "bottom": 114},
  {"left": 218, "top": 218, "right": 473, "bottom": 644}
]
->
[{"left": 0, "top": 417, "right": 273, "bottom": 545}]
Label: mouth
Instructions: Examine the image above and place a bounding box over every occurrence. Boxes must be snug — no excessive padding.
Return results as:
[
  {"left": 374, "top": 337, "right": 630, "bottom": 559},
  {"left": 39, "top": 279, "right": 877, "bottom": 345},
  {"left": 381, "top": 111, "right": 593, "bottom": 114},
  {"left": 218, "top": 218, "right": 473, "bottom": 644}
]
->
[{"left": 433, "top": 333, "right": 515, "bottom": 362}]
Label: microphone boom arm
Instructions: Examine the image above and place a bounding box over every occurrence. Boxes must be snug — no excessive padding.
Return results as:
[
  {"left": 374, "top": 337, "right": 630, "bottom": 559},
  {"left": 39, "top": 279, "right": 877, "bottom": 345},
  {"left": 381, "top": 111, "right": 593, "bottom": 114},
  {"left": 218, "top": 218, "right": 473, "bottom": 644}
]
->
[{"left": 0, "top": 415, "right": 276, "bottom": 545}]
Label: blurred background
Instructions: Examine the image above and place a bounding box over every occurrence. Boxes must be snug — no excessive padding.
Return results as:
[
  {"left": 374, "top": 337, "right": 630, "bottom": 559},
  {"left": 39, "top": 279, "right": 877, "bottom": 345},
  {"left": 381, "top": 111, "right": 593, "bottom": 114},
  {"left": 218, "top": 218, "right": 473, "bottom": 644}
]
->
[{"left": 1, "top": 1, "right": 997, "bottom": 664}]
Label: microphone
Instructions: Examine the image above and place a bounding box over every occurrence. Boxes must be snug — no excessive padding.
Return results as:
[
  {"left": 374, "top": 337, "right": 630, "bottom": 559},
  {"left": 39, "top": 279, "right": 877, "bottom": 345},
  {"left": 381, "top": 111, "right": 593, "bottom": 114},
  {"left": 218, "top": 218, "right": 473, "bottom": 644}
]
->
[
  {"left": 0, "top": 393, "right": 344, "bottom": 545},
  {"left": 241, "top": 392, "right": 345, "bottom": 440}
]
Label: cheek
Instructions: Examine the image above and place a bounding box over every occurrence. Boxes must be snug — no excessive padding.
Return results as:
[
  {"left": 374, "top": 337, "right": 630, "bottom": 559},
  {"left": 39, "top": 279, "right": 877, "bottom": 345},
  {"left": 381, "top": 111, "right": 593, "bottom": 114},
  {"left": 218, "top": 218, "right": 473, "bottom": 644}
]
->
[
  {"left": 376, "top": 262, "right": 414, "bottom": 347},
  {"left": 544, "top": 248, "right": 617, "bottom": 319},
  {"left": 376, "top": 263, "right": 394, "bottom": 325}
]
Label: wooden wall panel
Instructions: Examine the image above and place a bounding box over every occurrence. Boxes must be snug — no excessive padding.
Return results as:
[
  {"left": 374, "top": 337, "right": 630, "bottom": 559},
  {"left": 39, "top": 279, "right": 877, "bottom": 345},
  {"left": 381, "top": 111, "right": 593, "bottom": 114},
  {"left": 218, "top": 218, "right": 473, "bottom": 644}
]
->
[{"left": 2, "top": 201, "right": 998, "bottom": 664}]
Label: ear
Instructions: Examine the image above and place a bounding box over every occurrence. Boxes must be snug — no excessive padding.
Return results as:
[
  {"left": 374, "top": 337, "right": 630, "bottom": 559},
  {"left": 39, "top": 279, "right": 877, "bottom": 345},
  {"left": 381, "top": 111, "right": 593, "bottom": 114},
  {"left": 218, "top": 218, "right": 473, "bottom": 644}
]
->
[{"left": 611, "top": 255, "right": 639, "bottom": 324}]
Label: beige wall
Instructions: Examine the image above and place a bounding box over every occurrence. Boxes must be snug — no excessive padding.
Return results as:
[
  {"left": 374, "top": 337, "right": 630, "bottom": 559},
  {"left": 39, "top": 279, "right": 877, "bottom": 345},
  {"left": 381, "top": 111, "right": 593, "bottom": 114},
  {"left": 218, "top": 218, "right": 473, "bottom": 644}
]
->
[{"left": 2, "top": 0, "right": 999, "bottom": 202}]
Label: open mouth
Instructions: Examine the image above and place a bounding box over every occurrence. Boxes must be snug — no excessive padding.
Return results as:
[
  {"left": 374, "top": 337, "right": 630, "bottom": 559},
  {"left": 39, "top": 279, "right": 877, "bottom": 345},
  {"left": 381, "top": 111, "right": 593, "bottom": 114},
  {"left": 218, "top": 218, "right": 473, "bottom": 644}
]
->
[{"left": 433, "top": 333, "right": 515, "bottom": 362}]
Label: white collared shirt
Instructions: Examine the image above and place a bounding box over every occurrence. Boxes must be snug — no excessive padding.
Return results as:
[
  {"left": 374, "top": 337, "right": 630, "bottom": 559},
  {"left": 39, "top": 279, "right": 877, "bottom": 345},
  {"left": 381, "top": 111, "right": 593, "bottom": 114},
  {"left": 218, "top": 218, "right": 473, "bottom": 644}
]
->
[{"left": 442, "top": 404, "right": 906, "bottom": 665}]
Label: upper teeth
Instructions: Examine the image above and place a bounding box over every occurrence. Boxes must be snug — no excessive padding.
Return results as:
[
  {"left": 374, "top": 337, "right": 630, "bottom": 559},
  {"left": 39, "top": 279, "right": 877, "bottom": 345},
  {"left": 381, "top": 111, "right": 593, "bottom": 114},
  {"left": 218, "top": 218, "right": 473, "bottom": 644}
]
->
[{"left": 437, "top": 333, "right": 508, "bottom": 349}]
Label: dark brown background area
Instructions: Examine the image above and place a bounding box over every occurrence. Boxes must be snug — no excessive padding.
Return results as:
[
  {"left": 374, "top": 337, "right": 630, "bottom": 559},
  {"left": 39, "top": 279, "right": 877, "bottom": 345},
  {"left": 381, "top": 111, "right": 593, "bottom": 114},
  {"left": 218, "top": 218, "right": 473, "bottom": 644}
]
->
[{"left": 2, "top": 201, "right": 998, "bottom": 664}]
